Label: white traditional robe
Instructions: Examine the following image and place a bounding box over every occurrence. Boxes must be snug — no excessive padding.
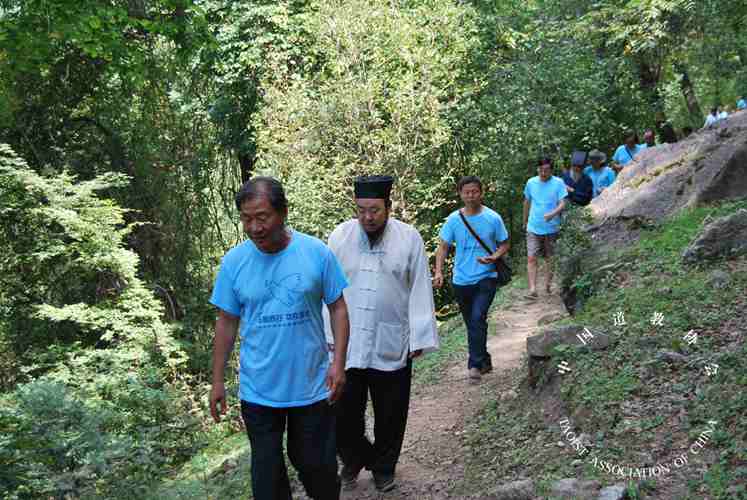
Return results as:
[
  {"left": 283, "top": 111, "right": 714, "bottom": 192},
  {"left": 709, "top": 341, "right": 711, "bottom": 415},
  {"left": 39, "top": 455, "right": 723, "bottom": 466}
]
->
[{"left": 324, "top": 218, "right": 439, "bottom": 371}]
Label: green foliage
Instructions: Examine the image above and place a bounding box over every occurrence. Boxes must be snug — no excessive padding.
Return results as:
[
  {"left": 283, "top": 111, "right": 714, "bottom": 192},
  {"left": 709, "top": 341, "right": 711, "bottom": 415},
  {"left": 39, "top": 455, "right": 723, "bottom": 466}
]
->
[
  {"left": 0, "top": 144, "right": 205, "bottom": 498},
  {"left": 257, "top": 0, "right": 475, "bottom": 241}
]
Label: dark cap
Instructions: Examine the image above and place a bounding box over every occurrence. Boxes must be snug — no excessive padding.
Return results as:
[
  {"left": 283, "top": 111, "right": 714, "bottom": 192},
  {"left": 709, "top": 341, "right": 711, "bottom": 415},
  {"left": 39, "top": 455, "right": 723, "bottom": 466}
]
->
[{"left": 354, "top": 175, "right": 394, "bottom": 199}]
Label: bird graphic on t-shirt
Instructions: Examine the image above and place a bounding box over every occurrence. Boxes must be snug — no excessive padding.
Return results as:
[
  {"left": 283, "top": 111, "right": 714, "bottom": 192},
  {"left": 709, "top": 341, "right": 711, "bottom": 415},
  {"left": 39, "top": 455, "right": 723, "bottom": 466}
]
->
[{"left": 266, "top": 273, "right": 304, "bottom": 307}]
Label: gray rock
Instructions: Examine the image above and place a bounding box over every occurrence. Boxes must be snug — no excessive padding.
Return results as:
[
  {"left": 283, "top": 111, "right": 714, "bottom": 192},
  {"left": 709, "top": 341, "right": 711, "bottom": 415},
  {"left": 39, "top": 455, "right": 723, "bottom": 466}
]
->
[
  {"left": 527, "top": 325, "right": 610, "bottom": 358},
  {"left": 579, "top": 433, "right": 593, "bottom": 448},
  {"left": 683, "top": 209, "right": 747, "bottom": 263},
  {"left": 657, "top": 351, "right": 688, "bottom": 363},
  {"left": 484, "top": 479, "right": 535, "bottom": 500},
  {"left": 708, "top": 269, "right": 731, "bottom": 289},
  {"left": 550, "top": 478, "right": 600, "bottom": 499},
  {"left": 597, "top": 484, "right": 628, "bottom": 500},
  {"left": 591, "top": 111, "right": 747, "bottom": 226}
]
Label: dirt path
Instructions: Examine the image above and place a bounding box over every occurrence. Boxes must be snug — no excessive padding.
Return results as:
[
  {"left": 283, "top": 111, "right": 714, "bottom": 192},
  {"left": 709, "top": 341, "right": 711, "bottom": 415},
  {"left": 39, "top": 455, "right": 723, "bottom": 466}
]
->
[{"left": 338, "top": 290, "right": 567, "bottom": 499}]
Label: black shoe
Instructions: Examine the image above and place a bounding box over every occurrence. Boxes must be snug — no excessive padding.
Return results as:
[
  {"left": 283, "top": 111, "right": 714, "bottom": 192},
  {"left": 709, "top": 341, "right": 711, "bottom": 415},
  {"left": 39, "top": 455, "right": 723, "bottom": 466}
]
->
[
  {"left": 373, "top": 472, "right": 396, "bottom": 492},
  {"left": 479, "top": 364, "right": 493, "bottom": 375},
  {"left": 340, "top": 462, "right": 364, "bottom": 489}
]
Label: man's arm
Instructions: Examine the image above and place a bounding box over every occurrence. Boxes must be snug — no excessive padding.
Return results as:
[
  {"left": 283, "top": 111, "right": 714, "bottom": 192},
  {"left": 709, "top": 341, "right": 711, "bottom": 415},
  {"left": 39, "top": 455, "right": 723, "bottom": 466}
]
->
[
  {"left": 523, "top": 199, "right": 531, "bottom": 229},
  {"left": 544, "top": 198, "right": 567, "bottom": 220},
  {"left": 433, "top": 240, "right": 450, "bottom": 289},
  {"left": 210, "top": 310, "right": 239, "bottom": 423},
  {"left": 326, "top": 295, "right": 349, "bottom": 403}
]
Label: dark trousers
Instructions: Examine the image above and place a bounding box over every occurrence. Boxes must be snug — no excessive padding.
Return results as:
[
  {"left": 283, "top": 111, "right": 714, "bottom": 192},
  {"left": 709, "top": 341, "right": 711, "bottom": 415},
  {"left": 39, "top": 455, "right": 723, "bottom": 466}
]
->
[
  {"left": 336, "top": 360, "right": 412, "bottom": 475},
  {"left": 453, "top": 277, "right": 498, "bottom": 370},
  {"left": 241, "top": 400, "right": 340, "bottom": 500}
]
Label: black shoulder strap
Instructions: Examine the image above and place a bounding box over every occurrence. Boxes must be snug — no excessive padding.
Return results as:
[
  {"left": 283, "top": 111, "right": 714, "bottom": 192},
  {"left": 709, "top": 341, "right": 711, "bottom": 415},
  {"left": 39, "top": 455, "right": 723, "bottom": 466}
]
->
[{"left": 459, "top": 211, "right": 494, "bottom": 254}]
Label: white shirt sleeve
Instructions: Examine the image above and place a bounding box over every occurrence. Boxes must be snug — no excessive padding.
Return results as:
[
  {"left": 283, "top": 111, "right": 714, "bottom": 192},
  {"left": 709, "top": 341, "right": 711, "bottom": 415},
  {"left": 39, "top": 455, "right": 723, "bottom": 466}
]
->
[{"left": 407, "top": 230, "right": 439, "bottom": 354}]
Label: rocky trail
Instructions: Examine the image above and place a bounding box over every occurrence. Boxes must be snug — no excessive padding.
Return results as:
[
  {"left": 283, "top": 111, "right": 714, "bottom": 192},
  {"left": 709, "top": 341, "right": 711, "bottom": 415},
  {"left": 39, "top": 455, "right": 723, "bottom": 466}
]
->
[{"left": 337, "top": 290, "right": 568, "bottom": 499}]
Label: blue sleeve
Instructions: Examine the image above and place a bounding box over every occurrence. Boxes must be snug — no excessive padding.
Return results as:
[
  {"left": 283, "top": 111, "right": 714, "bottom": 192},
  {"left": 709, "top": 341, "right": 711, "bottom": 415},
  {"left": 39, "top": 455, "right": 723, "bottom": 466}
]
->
[
  {"left": 321, "top": 246, "right": 348, "bottom": 305},
  {"left": 557, "top": 179, "right": 568, "bottom": 200},
  {"left": 523, "top": 180, "right": 532, "bottom": 201},
  {"left": 439, "top": 216, "right": 455, "bottom": 244},
  {"left": 494, "top": 215, "right": 509, "bottom": 243},
  {"left": 612, "top": 146, "right": 622, "bottom": 164},
  {"left": 209, "top": 257, "right": 241, "bottom": 317}
]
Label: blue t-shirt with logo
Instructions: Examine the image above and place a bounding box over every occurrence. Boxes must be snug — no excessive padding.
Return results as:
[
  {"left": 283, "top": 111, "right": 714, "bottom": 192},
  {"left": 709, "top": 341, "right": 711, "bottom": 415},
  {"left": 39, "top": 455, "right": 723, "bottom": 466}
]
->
[
  {"left": 584, "top": 165, "right": 616, "bottom": 198},
  {"left": 737, "top": 99, "right": 746, "bottom": 110},
  {"left": 524, "top": 176, "right": 568, "bottom": 236},
  {"left": 612, "top": 144, "right": 644, "bottom": 167},
  {"left": 210, "top": 231, "right": 348, "bottom": 408},
  {"left": 439, "top": 207, "right": 509, "bottom": 286}
]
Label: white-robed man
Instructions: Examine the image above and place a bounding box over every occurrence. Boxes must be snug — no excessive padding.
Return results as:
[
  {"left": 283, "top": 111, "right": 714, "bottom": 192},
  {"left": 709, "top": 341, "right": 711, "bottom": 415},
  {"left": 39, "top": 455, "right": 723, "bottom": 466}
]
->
[{"left": 324, "top": 175, "right": 439, "bottom": 493}]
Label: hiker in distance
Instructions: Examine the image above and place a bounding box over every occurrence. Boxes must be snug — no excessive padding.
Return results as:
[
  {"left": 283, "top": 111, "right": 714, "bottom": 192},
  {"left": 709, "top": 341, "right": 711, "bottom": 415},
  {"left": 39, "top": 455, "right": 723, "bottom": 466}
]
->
[
  {"left": 523, "top": 158, "right": 567, "bottom": 300},
  {"left": 325, "top": 175, "right": 439, "bottom": 493},
  {"left": 434, "top": 176, "right": 510, "bottom": 384},
  {"left": 209, "top": 177, "right": 350, "bottom": 500}
]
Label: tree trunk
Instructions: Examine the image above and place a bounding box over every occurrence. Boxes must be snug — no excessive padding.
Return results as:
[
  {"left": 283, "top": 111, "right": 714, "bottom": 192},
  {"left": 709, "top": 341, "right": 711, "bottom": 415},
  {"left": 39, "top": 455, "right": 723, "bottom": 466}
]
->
[
  {"left": 636, "top": 59, "right": 664, "bottom": 114},
  {"left": 239, "top": 151, "right": 254, "bottom": 184},
  {"left": 674, "top": 63, "right": 703, "bottom": 125}
]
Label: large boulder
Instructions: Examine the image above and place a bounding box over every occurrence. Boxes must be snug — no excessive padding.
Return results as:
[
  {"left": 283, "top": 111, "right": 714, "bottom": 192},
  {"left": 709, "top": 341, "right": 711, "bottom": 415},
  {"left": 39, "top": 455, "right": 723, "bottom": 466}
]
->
[
  {"left": 527, "top": 325, "right": 610, "bottom": 387},
  {"left": 527, "top": 325, "right": 610, "bottom": 358},
  {"left": 591, "top": 113, "right": 747, "bottom": 226},
  {"left": 682, "top": 209, "right": 747, "bottom": 263}
]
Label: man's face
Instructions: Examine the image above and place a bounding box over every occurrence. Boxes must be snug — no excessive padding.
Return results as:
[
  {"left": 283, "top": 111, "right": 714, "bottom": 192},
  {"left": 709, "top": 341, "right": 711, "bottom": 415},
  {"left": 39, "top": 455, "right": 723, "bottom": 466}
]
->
[
  {"left": 644, "top": 131, "right": 655, "bottom": 146},
  {"left": 592, "top": 158, "right": 603, "bottom": 169},
  {"left": 538, "top": 163, "right": 553, "bottom": 181},
  {"left": 239, "top": 196, "right": 287, "bottom": 253},
  {"left": 625, "top": 136, "right": 637, "bottom": 148},
  {"left": 356, "top": 198, "right": 389, "bottom": 235},
  {"left": 459, "top": 182, "right": 483, "bottom": 207}
]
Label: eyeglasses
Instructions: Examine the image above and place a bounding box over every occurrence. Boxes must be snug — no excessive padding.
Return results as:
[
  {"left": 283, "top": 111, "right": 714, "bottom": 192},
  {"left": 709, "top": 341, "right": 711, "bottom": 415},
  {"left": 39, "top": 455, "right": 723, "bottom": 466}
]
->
[{"left": 356, "top": 206, "right": 383, "bottom": 216}]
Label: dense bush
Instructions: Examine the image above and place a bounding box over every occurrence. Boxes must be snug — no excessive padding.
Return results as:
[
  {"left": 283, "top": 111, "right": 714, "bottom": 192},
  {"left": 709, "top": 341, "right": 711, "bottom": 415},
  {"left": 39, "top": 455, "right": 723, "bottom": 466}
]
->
[{"left": 0, "top": 145, "right": 203, "bottom": 498}]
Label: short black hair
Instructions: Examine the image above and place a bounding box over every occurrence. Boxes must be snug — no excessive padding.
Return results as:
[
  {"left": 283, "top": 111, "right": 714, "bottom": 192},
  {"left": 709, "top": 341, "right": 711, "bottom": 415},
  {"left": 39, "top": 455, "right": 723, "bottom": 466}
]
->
[
  {"left": 457, "top": 175, "right": 482, "bottom": 192},
  {"left": 537, "top": 157, "right": 553, "bottom": 168},
  {"left": 624, "top": 129, "right": 639, "bottom": 143},
  {"left": 235, "top": 176, "right": 288, "bottom": 213}
]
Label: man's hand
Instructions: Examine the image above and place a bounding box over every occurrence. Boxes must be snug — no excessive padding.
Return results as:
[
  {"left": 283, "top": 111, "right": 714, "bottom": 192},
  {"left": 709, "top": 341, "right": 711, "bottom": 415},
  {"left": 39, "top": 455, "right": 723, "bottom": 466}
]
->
[
  {"left": 209, "top": 381, "right": 227, "bottom": 423},
  {"left": 433, "top": 272, "right": 444, "bottom": 289},
  {"left": 543, "top": 212, "right": 555, "bottom": 222},
  {"left": 566, "top": 186, "right": 575, "bottom": 193},
  {"left": 326, "top": 362, "right": 346, "bottom": 403},
  {"left": 477, "top": 254, "right": 498, "bottom": 265},
  {"left": 409, "top": 349, "right": 423, "bottom": 359}
]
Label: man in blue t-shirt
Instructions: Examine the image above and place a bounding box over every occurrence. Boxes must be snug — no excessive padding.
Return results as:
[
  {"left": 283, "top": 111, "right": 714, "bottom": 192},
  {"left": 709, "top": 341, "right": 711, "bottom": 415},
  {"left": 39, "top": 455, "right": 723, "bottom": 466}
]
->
[
  {"left": 612, "top": 129, "right": 644, "bottom": 174},
  {"left": 209, "top": 177, "right": 350, "bottom": 500},
  {"left": 737, "top": 97, "right": 746, "bottom": 111},
  {"left": 434, "top": 176, "right": 510, "bottom": 383},
  {"left": 523, "top": 159, "right": 568, "bottom": 300},
  {"left": 584, "top": 149, "right": 616, "bottom": 198}
]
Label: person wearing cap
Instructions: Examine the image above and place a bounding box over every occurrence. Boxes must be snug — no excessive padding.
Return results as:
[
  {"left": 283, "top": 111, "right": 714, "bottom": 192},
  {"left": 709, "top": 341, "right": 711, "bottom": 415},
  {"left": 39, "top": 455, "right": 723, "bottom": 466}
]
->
[
  {"left": 522, "top": 159, "right": 567, "bottom": 300},
  {"left": 434, "top": 176, "right": 510, "bottom": 383},
  {"left": 209, "top": 177, "right": 350, "bottom": 500},
  {"left": 325, "top": 175, "right": 439, "bottom": 493},
  {"left": 584, "top": 150, "right": 617, "bottom": 198},
  {"left": 612, "top": 129, "right": 644, "bottom": 173},
  {"left": 562, "top": 151, "right": 594, "bottom": 206}
]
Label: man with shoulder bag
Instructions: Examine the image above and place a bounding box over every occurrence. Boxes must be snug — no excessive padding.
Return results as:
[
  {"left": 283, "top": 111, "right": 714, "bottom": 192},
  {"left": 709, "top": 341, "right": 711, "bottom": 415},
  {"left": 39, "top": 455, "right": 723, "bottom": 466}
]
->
[{"left": 434, "top": 176, "right": 511, "bottom": 384}]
